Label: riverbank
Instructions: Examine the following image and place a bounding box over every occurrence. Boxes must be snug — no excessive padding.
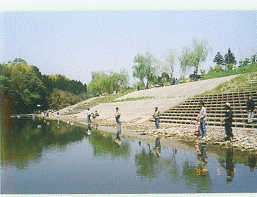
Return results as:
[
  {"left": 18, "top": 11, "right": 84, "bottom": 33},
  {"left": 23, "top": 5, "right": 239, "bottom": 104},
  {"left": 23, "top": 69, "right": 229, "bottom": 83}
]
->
[{"left": 40, "top": 112, "right": 257, "bottom": 154}]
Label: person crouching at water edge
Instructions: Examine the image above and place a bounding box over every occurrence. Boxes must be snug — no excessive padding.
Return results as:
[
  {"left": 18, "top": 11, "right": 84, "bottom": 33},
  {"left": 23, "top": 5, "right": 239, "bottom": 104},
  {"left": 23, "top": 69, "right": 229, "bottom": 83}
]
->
[
  {"left": 221, "top": 103, "right": 233, "bottom": 141},
  {"left": 197, "top": 101, "right": 207, "bottom": 138},
  {"left": 153, "top": 107, "right": 160, "bottom": 130},
  {"left": 115, "top": 107, "right": 121, "bottom": 144},
  {"left": 92, "top": 110, "right": 99, "bottom": 129}
]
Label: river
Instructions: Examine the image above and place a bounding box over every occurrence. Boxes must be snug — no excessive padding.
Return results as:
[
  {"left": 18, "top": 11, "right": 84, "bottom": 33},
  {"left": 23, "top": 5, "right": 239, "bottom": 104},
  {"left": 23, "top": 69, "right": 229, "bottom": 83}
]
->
[{"left": 1, "top": 117, "right": 256, "bottom": 194}]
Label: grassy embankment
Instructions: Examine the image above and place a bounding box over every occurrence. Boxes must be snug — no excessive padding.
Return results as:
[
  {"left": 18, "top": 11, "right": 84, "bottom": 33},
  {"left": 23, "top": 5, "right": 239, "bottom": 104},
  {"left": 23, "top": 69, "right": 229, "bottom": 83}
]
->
[
  {"left": 203, "top": 63, "right": 257, "bottom": 80},
  {"left": 197, "top": 63, "right": 257, "bottom": 96},
  {"left": 70, "top": 89, "right": 153, "bottom": 112}
]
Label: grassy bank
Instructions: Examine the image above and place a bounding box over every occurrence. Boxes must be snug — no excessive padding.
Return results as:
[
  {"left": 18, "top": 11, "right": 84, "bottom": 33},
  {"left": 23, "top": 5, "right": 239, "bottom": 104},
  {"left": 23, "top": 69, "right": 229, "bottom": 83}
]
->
[
  {"left": 69, "top": 89, "right": 137, "bottom": 111},
  {"left": 203, "top": 63, "right": 257, "bottom": 80},
  {"left": 197, "top": 72, "right": 257, "bottom": 96}
]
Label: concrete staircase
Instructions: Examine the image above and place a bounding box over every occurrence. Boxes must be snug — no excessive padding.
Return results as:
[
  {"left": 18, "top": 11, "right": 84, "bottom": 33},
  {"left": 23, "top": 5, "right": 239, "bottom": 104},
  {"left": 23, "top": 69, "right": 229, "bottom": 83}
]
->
[{"left": 156, "top": 91, "right": 257, "bottom": 129}]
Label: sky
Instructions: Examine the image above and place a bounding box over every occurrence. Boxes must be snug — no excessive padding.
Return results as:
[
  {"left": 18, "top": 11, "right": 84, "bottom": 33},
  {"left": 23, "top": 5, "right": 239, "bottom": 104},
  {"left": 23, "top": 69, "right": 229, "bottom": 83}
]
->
[{"left": 1, "top": 10, "right": 257, "bottom": 85}]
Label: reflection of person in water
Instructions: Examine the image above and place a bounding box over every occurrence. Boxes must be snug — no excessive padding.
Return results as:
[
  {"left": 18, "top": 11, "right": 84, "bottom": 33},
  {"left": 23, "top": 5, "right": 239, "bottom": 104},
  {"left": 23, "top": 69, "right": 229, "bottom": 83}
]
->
[
  {"left": 221, "top": 148, "right": 235, "bottom": 184},
  {"left": 248, "top": 154, "right": 256, "bottom": 172},
  {"left": 195, "top": 143, "right": 208, "bottom": 174},
  {"left": 154, "top": 137, "right": 161, "bottom": 157}
]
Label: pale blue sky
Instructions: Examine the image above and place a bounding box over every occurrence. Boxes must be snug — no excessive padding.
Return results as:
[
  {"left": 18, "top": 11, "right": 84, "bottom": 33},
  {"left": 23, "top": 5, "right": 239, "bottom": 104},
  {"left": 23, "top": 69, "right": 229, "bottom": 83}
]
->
[{"left": 1, "top": 11, "right": 257, "bottom": 84}]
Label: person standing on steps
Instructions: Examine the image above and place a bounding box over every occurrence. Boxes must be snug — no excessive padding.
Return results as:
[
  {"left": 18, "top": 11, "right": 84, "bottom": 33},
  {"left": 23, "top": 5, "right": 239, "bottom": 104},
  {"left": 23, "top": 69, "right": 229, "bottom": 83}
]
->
[
  {"left": 197, "top": 101, "right": 207, "bottom": 138},
  {"left": 246, "top": 96, "right": 255, "bottom": 124},
  {"left": 115, "top": 107, "right": 121, "bottom": 144},
  {"left": 153, "top": 107, "right": 160, "bottom": 130},
  {"left": 221, "top": 103, "right": 233, "bottom": 141}
]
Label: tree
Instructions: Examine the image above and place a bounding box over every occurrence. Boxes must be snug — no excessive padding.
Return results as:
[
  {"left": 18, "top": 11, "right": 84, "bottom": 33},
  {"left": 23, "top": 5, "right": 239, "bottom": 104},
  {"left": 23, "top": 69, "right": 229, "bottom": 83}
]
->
[
  {"left": 163, "top": 49, "right": 176, "bottom": 79},
  {"left": 224, "top": 48, "right": 236, "bottom": 70},
  {"left": 133, "top": 52, "right": 156, "bottom": 87},
  {"left": 179, "top": 39, "right": 210, "bottom": 77},
  {"left": 88, "top": 70, "right": 129, "bottom": 95},
  {"left": 213, "top": 52, "right": 224, "bottom": 66},
  {"left": 251, "top": 54, "right": 257, "bottom": 64}
]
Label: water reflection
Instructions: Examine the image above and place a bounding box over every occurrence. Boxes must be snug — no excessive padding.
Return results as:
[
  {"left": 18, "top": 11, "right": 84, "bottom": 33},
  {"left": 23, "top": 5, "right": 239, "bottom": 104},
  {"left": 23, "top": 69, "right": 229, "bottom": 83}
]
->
[
  {"left": 248, "top": 153, "right": 257, "bottom": 172},
  {"left": 89, "top": 132, "right": 130, "bottom": 159},
  {"left": 182, "top": 142, "right": 212, "bottom": 193},
  {"left": 1, "top": 117, "right": 85, "bottom": 169},
  {"left": 135, "top": 145, "right": 160, "bottom": 178},
  {"left": 195, "top": 143, "right": 208, "bottom": 173},
  {"left": 219, "top": 148, "right": 235, "bottom": 184},
  {"left": 154, "top": 137, "right": 161, "bottom": 157}
]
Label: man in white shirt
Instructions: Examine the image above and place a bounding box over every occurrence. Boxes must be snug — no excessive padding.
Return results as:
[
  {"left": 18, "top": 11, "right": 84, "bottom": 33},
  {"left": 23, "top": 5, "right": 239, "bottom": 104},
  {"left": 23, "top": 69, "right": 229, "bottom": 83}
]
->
[{"left": 197, "top": 101, "right": 207, "bottom": 138}]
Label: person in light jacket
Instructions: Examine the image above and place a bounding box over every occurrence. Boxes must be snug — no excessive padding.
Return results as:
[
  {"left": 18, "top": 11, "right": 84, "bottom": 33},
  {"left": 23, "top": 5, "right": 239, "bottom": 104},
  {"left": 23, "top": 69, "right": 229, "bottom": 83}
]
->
[{"left": 197, "top": 101, "right": 207, "bottom": 138}]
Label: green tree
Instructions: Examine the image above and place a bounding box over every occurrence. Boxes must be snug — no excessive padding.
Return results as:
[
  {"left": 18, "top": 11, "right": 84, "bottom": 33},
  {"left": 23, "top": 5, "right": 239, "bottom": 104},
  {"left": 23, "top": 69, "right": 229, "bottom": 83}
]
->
[
  {"left": 88, "top": 70, "right": 129, "bottom": 95},
  {"left": 163, "top": 49, "right": 176, "bottom": 79},
  {"left": 251, "top": 54, "right": 257, "bottom": 64},
  {"left": 179, "top": 39, "right": 210, "bottom": 77},
  {"left": 13, "top": 58, "right": 27, "bottom": 65},
  {"left": 224, "top": 48, "right": 237, "bottom": 70},
  {"left": 133, "top": 52, "right": 156, "bottom": 87},
  {"left": 213, "top": 52, "right": 224, "bottom": 66}
]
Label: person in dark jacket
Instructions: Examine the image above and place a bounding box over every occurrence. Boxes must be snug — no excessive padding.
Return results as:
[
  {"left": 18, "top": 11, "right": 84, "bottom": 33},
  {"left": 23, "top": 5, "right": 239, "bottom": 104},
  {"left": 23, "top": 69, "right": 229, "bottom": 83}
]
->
[
  {"left": 221, "top": 103, "right": 233, "bottom": 141},
  {"left": 246, "top": 96, "right": 255, "bottom": 124}
]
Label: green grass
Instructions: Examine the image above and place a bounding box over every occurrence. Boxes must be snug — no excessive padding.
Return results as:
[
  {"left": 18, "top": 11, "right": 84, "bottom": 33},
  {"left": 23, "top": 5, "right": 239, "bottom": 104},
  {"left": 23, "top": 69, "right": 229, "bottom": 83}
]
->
[
  {"left": 203, "top": 63, "right": 257, "bottom": 80},
  {"left": 196, "top": 72, "right": 257, "bottom": 96},
  {"left": 87, "top": 89, "right": 136, "bottom": 106},
  {"left": 111, "top": 96, "right": 154, "bottom": 103}
]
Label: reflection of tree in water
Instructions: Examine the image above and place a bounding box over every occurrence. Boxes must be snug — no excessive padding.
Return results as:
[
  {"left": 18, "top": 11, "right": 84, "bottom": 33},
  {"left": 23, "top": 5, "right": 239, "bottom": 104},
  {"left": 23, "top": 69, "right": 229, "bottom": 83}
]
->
[
  {"left": 1, "top": 117, "right": 85, "bottom": 169},
  {"left": 135, "top": 147, "right": 160, "bottom": 178},
  {"left": 219, "top": 148, "right": 235, "bottom": 184},
  {"left": 167, "top": 149, "right": 180, "bottom": 184},
  {"left": 135, "top": 138, "right": 177, "bottom": 180},
  {"left": 248, "top": 153, "right": 257, "bottom": 172},
  {"left": 88, "top": 132, "right": 130, "bottom": 159}
]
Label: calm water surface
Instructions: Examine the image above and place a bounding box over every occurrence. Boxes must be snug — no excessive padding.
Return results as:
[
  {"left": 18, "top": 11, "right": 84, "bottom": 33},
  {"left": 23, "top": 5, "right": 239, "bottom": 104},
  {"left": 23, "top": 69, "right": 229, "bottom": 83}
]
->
[{"left": 1, "top": 117, "right": 257, "bottom": 194}]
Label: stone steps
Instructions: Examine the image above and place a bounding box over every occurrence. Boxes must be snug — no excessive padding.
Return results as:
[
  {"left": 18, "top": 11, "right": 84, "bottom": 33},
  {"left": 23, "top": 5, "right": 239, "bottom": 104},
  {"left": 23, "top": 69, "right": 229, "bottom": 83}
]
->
[
  {"left": 160, "top": 115, "right": 250, "bottom": 122},
  {"left": 163, "top": 112, "right": 249, "bottom": 118},
  {"left": 154, "top": 91, "right": 257, "bottom": 129}
]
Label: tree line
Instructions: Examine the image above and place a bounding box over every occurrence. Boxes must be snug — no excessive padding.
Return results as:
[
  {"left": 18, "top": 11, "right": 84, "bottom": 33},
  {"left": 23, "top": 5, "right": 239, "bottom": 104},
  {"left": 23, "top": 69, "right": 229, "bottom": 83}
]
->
[
  {"left": 2, "top": 41, "right": 255, "bottom": 114},
  {"left": 1, "top": 58, "right": 89, "bottom": 114}
]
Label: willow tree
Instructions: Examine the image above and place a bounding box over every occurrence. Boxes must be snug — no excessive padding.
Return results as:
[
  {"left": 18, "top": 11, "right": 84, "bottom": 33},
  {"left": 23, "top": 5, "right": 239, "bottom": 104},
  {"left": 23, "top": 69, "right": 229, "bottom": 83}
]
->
[
  {"left": 163, "top": 49, "right": 176, "bottom": 79},
  {"left": 133, "top": 52, "right": 156, "bottom": 87},
  {"left": 179, "top": 39, "right": 210, "bottom": 77}
]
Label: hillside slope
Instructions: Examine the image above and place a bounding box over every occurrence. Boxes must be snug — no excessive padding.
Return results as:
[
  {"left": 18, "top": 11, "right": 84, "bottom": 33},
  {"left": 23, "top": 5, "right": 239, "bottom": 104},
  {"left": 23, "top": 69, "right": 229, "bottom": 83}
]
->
[{"left": 75, "top": 75, "right": 238, "bottom": 124}]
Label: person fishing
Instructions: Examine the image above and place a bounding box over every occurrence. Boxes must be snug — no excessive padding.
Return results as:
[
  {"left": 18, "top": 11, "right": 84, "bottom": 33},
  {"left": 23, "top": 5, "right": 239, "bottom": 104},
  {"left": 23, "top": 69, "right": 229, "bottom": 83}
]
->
[
  {"left": 197, "top": 100, "right": 207, "bottom": 138},
  {"left": 153, "top": 107, "right": 160, "bottom": 130},
  {"left": 221, "top": 103, "right": 233, "bottom": 141},
  {"left": 115, "top": 107, "right": 121, "bottom": 144}
]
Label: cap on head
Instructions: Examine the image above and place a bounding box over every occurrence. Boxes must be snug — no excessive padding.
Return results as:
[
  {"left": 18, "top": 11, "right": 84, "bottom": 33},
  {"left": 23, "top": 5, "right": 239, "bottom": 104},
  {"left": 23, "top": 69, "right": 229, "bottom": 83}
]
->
[
  {"left": 199, "top": 100, "right": 204, "bottom": 106},
  {"left": 116, "top": 107, "right": 119, "bottom": 109},
  {"left": 225, "top": 102, "right": 230, "bottom": 107}
]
